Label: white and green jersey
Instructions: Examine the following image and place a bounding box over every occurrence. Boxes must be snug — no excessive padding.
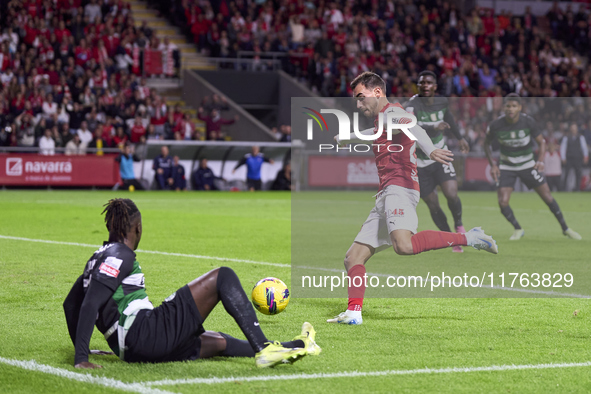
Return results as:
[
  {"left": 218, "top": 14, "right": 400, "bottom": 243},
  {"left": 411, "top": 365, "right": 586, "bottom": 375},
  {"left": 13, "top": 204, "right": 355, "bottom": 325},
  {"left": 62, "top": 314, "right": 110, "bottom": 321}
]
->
[
  {"left": 404, "top": 95, "right": 460, "bottom": 168},
  {"left": 486, "top": 114, "right": 540, "bottom": 171}
]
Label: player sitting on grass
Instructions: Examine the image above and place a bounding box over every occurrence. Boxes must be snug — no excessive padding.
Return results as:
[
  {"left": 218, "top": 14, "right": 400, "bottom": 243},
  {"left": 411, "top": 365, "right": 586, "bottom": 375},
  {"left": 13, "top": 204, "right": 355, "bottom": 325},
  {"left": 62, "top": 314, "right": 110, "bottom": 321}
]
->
[
  {"left": 328, "top": 72, "right": 498, "bottom": 325},
  {"left": 63, "top": 198, "right": 320, "bottom": 369},
  {"left": 484, "top": 93, "right": 581, "bottom": 241}
]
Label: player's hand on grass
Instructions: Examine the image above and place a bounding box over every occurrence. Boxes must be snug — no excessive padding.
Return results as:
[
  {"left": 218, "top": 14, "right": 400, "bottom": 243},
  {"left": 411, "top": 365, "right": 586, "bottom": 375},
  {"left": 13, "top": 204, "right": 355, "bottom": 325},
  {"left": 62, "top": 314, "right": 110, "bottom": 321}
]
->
[
  {"left": 90, "top": 350, "right": 115, "bottom": 356},
  {"left": 429, "top": 148, "right": 453, "bottom": 165},
  {"left": 490, "top": 164, "right": 500, "bottom": 183},
  {"left": 458, "top": 138, "right": 470, "bottom": 154},
  {"left": 435, "top": 121, "right": 450, "bottom": 131},
  {"left": 75, "top": 361, "right": 102, "bottom": 369}
]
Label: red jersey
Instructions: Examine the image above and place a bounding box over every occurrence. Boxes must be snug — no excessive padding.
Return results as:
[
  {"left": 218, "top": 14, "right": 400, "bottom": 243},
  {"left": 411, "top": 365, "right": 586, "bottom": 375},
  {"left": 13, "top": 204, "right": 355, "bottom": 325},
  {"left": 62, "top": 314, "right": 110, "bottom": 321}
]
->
[{"left": 372, "top": 103, "right": 419, "bottom": 193}]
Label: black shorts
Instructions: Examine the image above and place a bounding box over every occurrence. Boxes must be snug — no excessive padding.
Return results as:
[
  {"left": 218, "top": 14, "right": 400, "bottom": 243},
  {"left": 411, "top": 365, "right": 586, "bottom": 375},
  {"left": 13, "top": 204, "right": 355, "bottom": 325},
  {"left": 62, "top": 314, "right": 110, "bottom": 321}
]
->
[
  {"left": 499, "top": 167, "right": 547, "bottom": 190},
  {"left": 247, "top": 178, "right": 262, "bottom": 191},
  {"left": 124, "top": 285, "right": 205, "bottom": 363},
  {"left": 418, "top": 162, "right": 457, "bottom": 198}
]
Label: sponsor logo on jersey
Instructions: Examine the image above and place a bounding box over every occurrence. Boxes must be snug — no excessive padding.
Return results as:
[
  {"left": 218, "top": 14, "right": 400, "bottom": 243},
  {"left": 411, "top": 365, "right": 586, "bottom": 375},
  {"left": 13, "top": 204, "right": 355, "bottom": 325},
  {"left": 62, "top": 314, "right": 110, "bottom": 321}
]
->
[
  {"left": 99, "top": 256, "right": 123, "bottom": 278},
  {"left": 99, "top": 262, "right": 120, "bottom": 278}
]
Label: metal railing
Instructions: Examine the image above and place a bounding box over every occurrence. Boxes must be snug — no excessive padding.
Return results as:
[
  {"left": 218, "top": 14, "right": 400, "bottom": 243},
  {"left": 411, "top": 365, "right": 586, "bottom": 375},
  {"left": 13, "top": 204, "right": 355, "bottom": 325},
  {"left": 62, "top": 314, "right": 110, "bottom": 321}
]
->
[
  {"left": 0, "top": 146, "right": 122, "bottom": 154},
  {"left": 186, "top": 57, "right": 283, "bottom": 71}
]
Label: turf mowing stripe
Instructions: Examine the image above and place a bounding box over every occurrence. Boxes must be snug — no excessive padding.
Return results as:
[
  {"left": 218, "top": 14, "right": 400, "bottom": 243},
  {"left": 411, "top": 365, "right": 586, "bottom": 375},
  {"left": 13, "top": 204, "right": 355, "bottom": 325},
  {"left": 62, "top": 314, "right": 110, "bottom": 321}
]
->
[
  {"left": 0, "top": 357, "right": 176, "bottom": 394},
  {"left": 144, "top": 361, "right": 591, "bottom": 386},
  {"left": 1, "top": 234, "right": 589, "bottom": 297},
  {"left": 0, "top": 235, "right": 290, "bottom": 268}
]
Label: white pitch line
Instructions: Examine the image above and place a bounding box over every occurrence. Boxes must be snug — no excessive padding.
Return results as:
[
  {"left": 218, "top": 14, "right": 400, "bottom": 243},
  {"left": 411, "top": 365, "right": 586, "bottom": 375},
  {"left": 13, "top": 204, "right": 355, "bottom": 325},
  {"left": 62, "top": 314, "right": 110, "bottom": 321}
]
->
[
  {"left": 2, "top": 234, "right": 589, "bottom": 297},
  {"left": 0, "top": 235, "right": 289, "bottom": 268},
  {"left": 144, "top": 361, "right": 591, "bottom": 386},
  {"left": 0, "top": 357, "right": 175, "bottom": 394}
]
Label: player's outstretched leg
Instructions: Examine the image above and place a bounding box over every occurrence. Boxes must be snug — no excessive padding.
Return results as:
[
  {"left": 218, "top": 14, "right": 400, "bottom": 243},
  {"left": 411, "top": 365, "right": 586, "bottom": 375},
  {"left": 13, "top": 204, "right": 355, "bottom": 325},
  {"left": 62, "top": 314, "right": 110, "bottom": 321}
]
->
[
  {"left": 188, "top": 267, "right": 307, "bottom": 367},
  {"left": 423, "top": 191, "right": 462, "bottom": 253},
  {"left": 498, "top": 187, "right": 524, "bottom": 240},
  {"left": 400, "top": 228, "right": 498, "bottom": 255},
  {"left": 441, "top": 180, "right": 465, "bottom": 253},
  {"left": 327, "top": 242, "right": 373, "bottom": 325},
  {"left": 198, "top": 322, "right": 321, "bottom": 358},
  {"left": 534, "top": 183, "right": 582, "bottom": 240}
]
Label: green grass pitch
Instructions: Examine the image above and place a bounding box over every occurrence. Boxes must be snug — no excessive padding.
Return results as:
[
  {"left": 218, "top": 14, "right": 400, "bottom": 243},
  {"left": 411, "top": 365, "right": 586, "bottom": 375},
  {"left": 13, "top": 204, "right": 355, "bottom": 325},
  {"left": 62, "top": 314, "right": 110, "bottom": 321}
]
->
[{"left": 1, "top": 190, "right": 591, "bottom": 393}]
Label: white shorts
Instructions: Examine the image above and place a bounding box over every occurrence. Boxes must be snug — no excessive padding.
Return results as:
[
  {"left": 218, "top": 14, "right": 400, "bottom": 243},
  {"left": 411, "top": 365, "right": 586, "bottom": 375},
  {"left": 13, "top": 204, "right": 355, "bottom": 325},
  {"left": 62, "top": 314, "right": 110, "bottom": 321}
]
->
[{"left": 354, "top": 185, "right": 420, "bottom": 250}]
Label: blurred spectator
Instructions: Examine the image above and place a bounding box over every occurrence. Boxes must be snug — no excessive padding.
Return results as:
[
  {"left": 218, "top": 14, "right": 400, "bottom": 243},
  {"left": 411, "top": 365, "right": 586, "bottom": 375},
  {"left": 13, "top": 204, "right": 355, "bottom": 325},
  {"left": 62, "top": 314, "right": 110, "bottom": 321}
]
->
[
  {"left": 272, "top": 162, "right": 293, "bottom": 191},
  {"left": 58, "top": 124, "right": 72, "bottom": 148},
  {"left": 197, "top": 107, "right": 238, "bottom": 141},
  {"left": 116, "top": 144, "right": 144, "bottom": 191},
  {"left": 39, "top": 129, "right": 55, "bottom": 155},
  {"left": 65, "top": 134, "right": 86, "bottom": 155},
  {"left": 113, "top": 127, "right": 129, "bottom": 149},
  {"left": 88, "top": 126, "right": 108, "bottom": 155},
  {"left": 0, "top": 127, "right": 11, "bottom": 147},
  {"left": 544, "top": 140, "right": 562, "bottom": 192},
  {"left": 193, "top": 158, "right": 222, "bottom": 191},
  {"left": 130, "top": 116, "right": 147, "bottom": 144},
  {"left": 171, "top": 156, "right": 187, "bottom": 191},
  {"left": 279, "top": 125, "right": 292, "bottom": 142},
  {"left": 77, "top": 121, "right": 93, "bottom": 148},
  {"left": 233, "top": 146, "right": 275, "bottom": 191},
  {"left": 152, "top": 145, "right": 174, "bottom": 190},
  {"left": 560, "top": 124, "right": 589, "bottom": 191},
  {"left": 15, "top": 112, "right": 35, "bottom": 147}
]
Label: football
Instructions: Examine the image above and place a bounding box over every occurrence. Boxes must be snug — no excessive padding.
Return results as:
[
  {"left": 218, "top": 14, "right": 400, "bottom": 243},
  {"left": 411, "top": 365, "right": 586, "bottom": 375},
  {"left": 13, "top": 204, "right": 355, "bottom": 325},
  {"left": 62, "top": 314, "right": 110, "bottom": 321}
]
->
[{"left": 251, "top": 277, "right": 290, "bottom": 315}]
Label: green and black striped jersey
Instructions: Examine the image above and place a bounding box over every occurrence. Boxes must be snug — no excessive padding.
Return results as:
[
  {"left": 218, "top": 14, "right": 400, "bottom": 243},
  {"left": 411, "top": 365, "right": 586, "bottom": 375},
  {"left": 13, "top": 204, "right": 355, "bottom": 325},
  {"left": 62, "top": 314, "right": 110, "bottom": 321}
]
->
[
  {"left": 404, "top": 95, "right": 460, "bottom": 168},
  {"left": 82, "top": 242, "right": 151, "bottom": 328},
  {"left": 486, "top": 114, "right": 540, "bottom": 171}
]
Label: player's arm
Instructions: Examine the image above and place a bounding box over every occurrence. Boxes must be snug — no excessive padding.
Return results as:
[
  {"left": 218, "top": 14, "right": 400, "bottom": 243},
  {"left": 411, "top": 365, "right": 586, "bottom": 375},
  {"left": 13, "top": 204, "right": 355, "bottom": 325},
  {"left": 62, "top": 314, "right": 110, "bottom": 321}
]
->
[
  {"left": 444, "top": 110, "right": 469, "bottom": 153},
  {"left": 534, "top": 134, "right": 546, "bottom": 172},
  {"left": 232, "top": 157, "right": 247, "bottom": 172},
  {"left": 74, "top": 280, "right": 114, "bottom": 369},
  {"left": 484, "top": 126, "right": 500, "bottom": 183},
  {"left": 262, "top": 156, "right": 275, "bottom": 164},
  {"left": 63, "top": 275, "right": 85, "bottom": 347},
  {"left": 411, "top": 124, "right": 453, "bottom": 165}
]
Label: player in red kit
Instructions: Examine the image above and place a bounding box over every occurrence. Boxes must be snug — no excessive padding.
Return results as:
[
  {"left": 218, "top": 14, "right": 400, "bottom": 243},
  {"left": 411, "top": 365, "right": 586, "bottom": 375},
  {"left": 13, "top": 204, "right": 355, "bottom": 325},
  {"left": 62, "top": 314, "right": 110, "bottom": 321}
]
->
[{"left": 327, "top": 72, "right": 498, "bottom": 325}]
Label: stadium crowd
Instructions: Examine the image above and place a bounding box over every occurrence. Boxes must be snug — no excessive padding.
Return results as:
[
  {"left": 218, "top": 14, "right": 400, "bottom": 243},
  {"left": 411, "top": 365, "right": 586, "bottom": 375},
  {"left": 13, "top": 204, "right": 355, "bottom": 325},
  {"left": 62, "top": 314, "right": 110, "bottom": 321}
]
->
[
  {"left": 155, "top": 1, "right": 591, "bottom": 140},
  {"left": 0, "top": 0, "right": 590, "bottom": 190},
  {"left": 0, "top": 0, "right": 203, "bottom": 152}
]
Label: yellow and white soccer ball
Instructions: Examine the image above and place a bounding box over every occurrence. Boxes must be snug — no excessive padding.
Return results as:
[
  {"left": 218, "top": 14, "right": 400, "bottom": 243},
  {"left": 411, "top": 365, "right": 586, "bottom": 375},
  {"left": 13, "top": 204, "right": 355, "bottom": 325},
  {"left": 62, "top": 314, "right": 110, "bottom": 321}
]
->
[{"left": 251, "top": 277, "right": 290, "bottom": 315}]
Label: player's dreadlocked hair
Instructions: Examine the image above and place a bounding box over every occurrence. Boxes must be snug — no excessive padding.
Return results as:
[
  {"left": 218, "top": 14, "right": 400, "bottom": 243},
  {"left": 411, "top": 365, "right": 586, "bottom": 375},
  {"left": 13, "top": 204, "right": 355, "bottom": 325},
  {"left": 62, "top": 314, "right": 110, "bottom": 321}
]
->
[{"left": 101, "top": 199, "right": 140, "bottom": 242}]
